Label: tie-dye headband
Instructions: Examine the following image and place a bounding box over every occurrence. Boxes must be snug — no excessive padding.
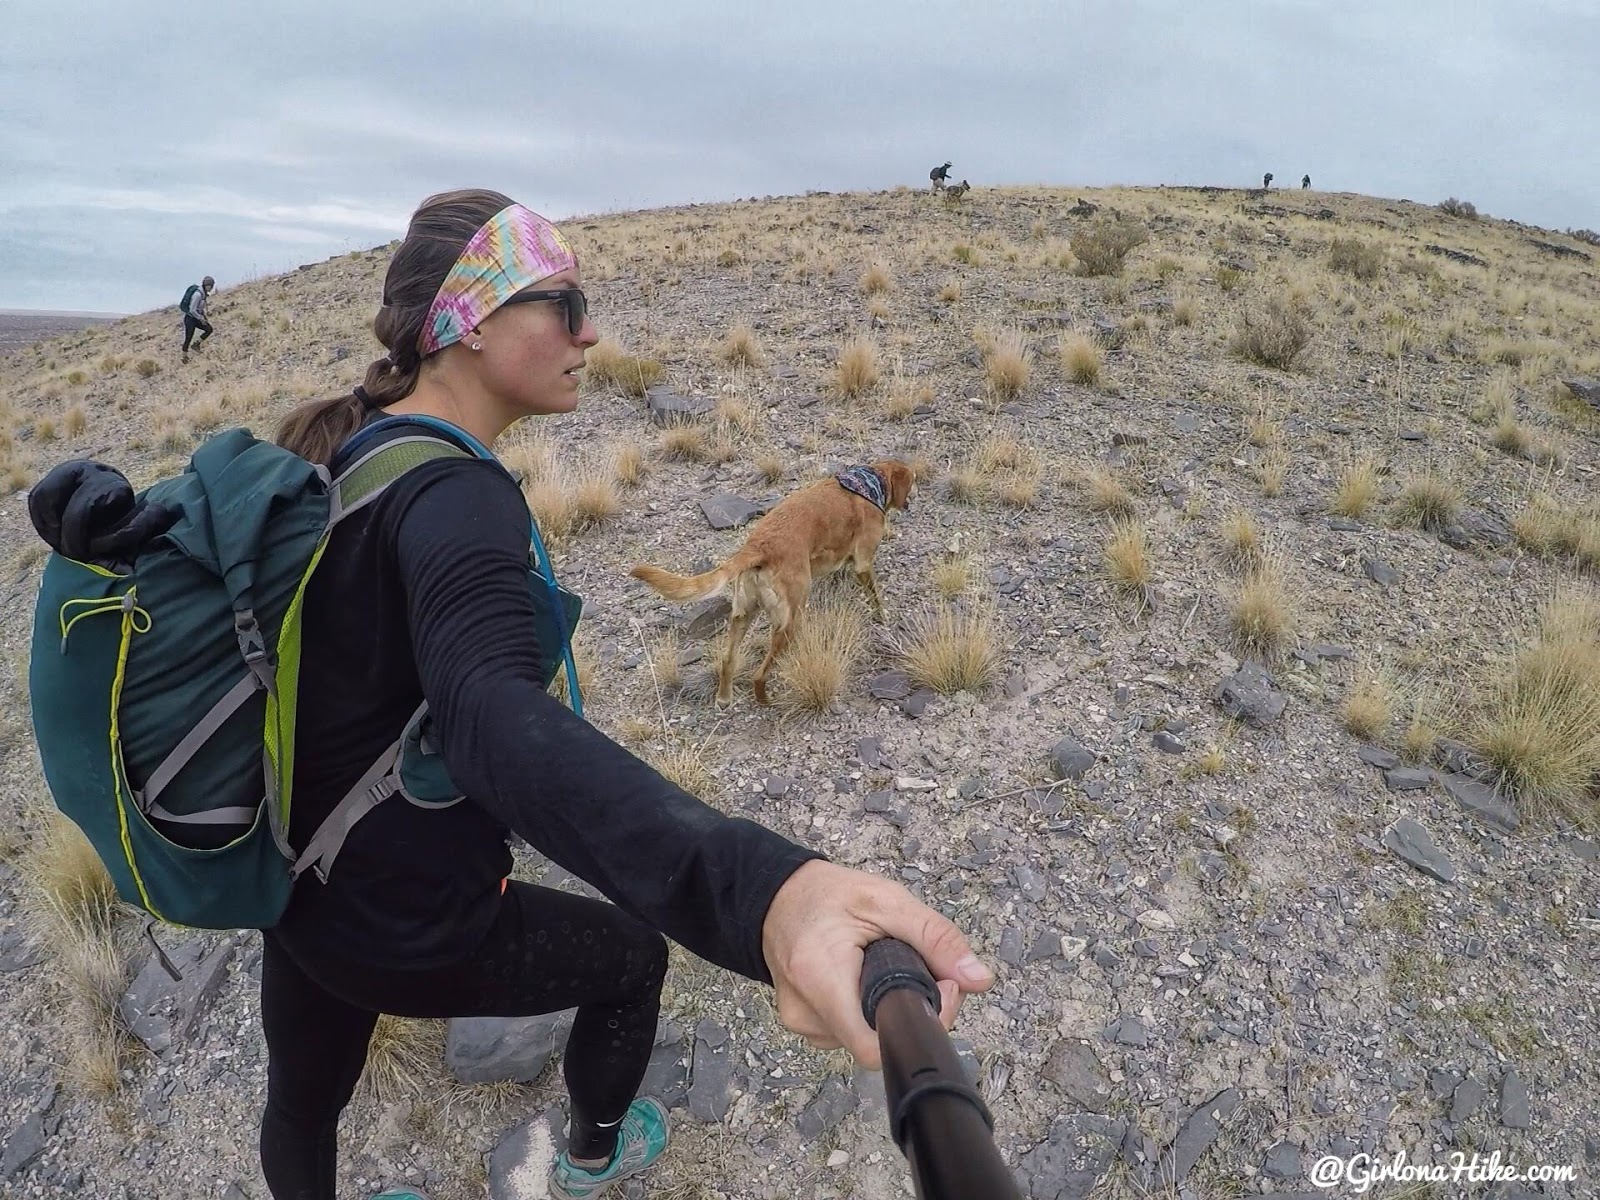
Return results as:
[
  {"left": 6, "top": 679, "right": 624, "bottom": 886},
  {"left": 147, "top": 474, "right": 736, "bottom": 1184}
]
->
[{"left": 417, "top": 203, "right": 578, "bottom": 356}]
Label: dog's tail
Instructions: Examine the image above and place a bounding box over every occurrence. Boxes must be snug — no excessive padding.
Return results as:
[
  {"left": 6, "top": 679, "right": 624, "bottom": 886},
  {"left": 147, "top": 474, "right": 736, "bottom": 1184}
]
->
[{"left": 630, "top": 547, "right": 762, "bottom": 602}]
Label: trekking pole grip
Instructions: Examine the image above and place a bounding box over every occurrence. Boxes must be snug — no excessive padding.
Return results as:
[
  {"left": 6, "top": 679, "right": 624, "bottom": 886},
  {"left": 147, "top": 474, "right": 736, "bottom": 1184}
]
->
[{"left": 859, "top": 938, "right": 1022, "bottom": 1200}]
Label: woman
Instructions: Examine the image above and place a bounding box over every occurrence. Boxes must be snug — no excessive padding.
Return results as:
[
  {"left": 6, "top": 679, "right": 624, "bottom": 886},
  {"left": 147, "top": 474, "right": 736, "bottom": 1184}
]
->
[{"left": 264, "top": 189, "right": 994, "bottom": 1200}]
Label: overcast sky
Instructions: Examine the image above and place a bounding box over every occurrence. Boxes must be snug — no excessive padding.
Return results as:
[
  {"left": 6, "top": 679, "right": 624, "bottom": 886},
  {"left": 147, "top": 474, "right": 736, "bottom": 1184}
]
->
[{"left": 4, "top": 0, "right": 1596, "bottom": 314}]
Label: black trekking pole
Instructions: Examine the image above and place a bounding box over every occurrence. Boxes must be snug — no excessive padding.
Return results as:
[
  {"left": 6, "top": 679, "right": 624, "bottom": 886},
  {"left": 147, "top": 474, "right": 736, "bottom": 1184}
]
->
[{"left": 860, "top": 938, "right": 1022, "bottom": 1200}]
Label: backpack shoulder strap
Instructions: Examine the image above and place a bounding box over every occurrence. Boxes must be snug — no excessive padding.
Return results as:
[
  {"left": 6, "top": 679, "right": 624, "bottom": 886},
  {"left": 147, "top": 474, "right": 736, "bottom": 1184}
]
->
[{"left": 327, "top": 434, "right": 472, "bottom": 527}]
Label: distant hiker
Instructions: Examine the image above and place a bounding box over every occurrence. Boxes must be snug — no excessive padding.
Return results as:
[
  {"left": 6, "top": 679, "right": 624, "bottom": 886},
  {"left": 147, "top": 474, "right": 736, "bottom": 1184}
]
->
[
  {"left": 1302, "top": 174, "right": 1311, "bottom": 189},
  {"left": 180, "top": 276, "right": 215, "bottom": 363},
  {"left": 930, "top": 161, "right": 952, "bottom": 191},
  {"left": 1262, "top": 172, "right": 1274, "bottom": 189}
]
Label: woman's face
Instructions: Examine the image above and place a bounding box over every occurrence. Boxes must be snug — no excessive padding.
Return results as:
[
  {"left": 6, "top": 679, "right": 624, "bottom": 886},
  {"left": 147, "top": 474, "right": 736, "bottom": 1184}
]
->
[{"left": 474, "top": 267, "right": 598, "bottom": 417}]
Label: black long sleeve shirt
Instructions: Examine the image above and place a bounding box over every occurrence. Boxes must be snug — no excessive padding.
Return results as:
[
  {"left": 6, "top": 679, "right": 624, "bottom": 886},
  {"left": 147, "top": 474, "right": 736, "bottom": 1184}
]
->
[{"left": 273, "top": 438, "right": 821, "bottom": 980}]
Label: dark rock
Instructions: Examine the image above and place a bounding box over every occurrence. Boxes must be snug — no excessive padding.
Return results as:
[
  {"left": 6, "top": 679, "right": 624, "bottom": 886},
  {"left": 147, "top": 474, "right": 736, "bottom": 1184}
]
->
[
  {"left": 1425, "top": 244, "right": 1487, "bottom": 268},
  {"left": 1050, "top": 736, "right": 1096, "bottom": 781},
  {"left": 119, "top": 937, "right": 236, "bottom": 1056},
  {"left": 1262, "top": 1141, "right": 1302, "bottom": 1179},
  {"left": 764, "top": 775, "right": 793, "bottom": 798},
  {"left": 1384, "top": 766, "right": 1434, "bottom": 792},
  {"left": 487, "top": 1107, "right": 565, "bottom": 1200},
  {"left": 1359, "top": 743, "right": 1401, "bottom": 770},
  {"left": 446, "top": 1011, "right": 573, "bottom": 1083},
  {"left": 998, "top": 928, "right": 1026, "bottom": 967},
  {"left": 1312, "top": 642, "right": 1356, "bottom": 662},
  {"left": 797, "top": 1075, "right": 858, "bottom": 1139},
  {"left": 901, "top": 688, "right": 937, "bottom": 717},
  {"left": 682, "top": 595, "right": 732, "bottom": 638},
  {"left": 645, "top": 386, "right": 714, "bottom": 425},
  {"left": 856, "top": 736, "right": 882, "bottom": 768},
  {"left": 1398, "top": 429, "right": 1427, "bottom": 442},
  {"left": 1111, "top": 431, "right": 1149, "bottom": 447},
  {"left": 1093, "top": 945, "right": 1120, "bottom": 970},
  {"left": 1013, "top": 866, "right": 1048, "bottom": 903},
  {"left": 1042, "top": 1041, "right": 1113, "bottom": 1113},
  {"left": 1440, "top": 509, "right": 1512, "bottom": 551},
  {"left": 1173, "top": 413, "right": 1203, "bottom": 435},
  {"left": 1328, "top": 517, "right": 1363, "bottom": 531},
  {"left": 1015, "top": 1113, "right": 1126, "bottom": 1200},
  {"left": 1441, "top": 773, "right": 1519, "bottom": 832},
  {"left": 1110, "top": 1017, "right": 1148, "bottom": 1047},
  {"left": 0, "top": 927, "right": 44, "bottom": 973},
  {"left": 1451, "top": 1075, "right": 1486, "bottom": 1123},
  {"left": 1152, "top": 731, "right": 1186, "bottom": 754},
  {"left": 1561, "top": 378, "right": 1600, "bottom": 410},
  {"left": 1463, "top": 935, "right": 1486, "bottom": 959},
  {"left": 1213, "top": 661, "right": 1287, "bottom": 727},
  {"left": 1362, "top": 558, "right": 1400, "bottom": 586},
  {"left": 1004, "top": 673, "right": 1028, "bottom": 699},
  {"left": 1435, "top": 737, "right": 1484, "bottom": 778},
  {"left": 868, "top": 670, "right": 913, "bottom": 701},
  {"left": 0, "top": 1114, "right": 45, "bottom": 1179},
  {"left": 687, "top": 1019, "right": 733, "bottom": 1122},
  {"left": 698, "top": 493, "right": 761, "bottom": 530},
  {"left": 640, "top": 1022, "right": 690, "bottom": 1109},
  {"left": 1158, "top": 1089, "right": 1240, "bottom": 1185},
  {"left": 1027, "top": 932, "right": 1063, "bottom": 963},
  {"left": 1428, "top": 1068, "right": 1461, "bottom": 1100},
  {"left": 1500, "top": 1069, "right": 1531, "bottom": 1129},
  {"left": 1383, "top": 817, "right": 1456, "bottom": 883}
]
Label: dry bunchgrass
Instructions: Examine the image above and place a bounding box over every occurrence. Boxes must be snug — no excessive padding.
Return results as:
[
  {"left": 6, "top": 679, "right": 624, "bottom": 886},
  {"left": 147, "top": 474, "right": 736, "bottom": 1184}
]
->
[
  {"left": 1471, "top": 373, "right": 1517, "bottom": 425},
  {"left": 932, "top": 553, "right": 977, "bottom": 599},
  {"left": 860, "top": 263, "right": 892, "bottom": 296},
  {"left": 994, "top": 468, "right": 1041, "bottom": 509},
  {"left": 938, "top": 280, "right": 962, "bottom": 304},
  {"left": 612, "top": 441, "right": 649, "bottom": 486},
  {"left": 1469, "top": 585, "right": 1600, "bottom": 821},
  {"left": 947, "top": 464, "right": 986, "bottom": 505},
  {"left": 1257, "top": 446, "right": 1291, "bottom": 497},
  {"left": 834, "top": 337, "right": 880, "bottom": 397},
  {"left": 1231, "top": 298, "right": 1311, "bottom": 370},
  {"left": 523, "top": 460, "right": 621, "bottom": 540},
  {"left": 1395, "top": 469, "right": 1462, "bottom": 533},
  {"left": 776, "top": 598, "right": 867, "bottom": 714},
  {"left": 1172, "top": 295, "right": 1197, "bottom": 326},
  {"left": 753, "top": 451, "right": 786, "bottom": 484},
  {"left": 1328, "top": 237, "right": 1384, "bottom": 280},
  {"left": 892, "top": 603, "right": 1004, "bottom": 695},
  {"left": 714, "top": 393, "right": 761, "bottom": 436},
  {"left": 1331, "top": 455, "right": 1380, "bottom": 517},
  {"left": 1343, "top": 670, "right": 1393, "bottom": 741},
  {"left": 1228, "top": 553, "right": 1293, "bottom": 657},
  {"left": 660, "top": 420, "right": 712, "bottom": 462},
  {"left": 1220, "top": 508, "right": 1262, "bottom": 570},
  {"left": 1104, "top": 519, "right": 1152, "bottom": 598},
  {"left": 358, "top": 1015, "right": 448, "bottom": 1106},
  {"left": 550, "top": 631, "right": 598, "bottom": 708},
  {"left": 983, "top": 328, "right": 1032, "bottom": 401},
  {"left": 1513, "top": 495, "right": 1600, "bottom": 570},
  {"left": 189, "top": 396, "right": 225, "bottom": 434},
  {"left": 650, "top": 629, "right": 684, "bottom": 692},
  {"left": 1069, "top": 218, "right": 1148, "bottom": 276},
  {"left": 1082, "top": 466, "right": 1136, "bottom": 518},
  {"left": 18, "top": 812, "right": 133, "bottom": 1096},
  {"left": 1060, "top": 333, "right": 1103, "bottom": 386},
  {"left": 1491, "top": 413, "right": 1532, "bottom": 456},
  {"left": 718, "top": 324, "right": 765, "bottom": 368},
  {"left": 32, "top": 416, "right": 57, "bottom": 442},
  {"left": 650, "top": 738, "right": 720, "bottom": 800},
  {"left": 135, "top": 359, "right": 159, "bottom": 378},
  {"left": 584, "top": 339, "right": 665, "bottom": 398},
  {"left": 63, "top": 403, "right": 87, "bottom": 437}
]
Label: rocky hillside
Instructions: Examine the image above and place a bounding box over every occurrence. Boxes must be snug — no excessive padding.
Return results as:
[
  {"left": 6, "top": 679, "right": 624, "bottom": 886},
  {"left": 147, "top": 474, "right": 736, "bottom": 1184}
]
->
[{"left": 0, "top": 183, "right": 1597, "bottom": 1200}]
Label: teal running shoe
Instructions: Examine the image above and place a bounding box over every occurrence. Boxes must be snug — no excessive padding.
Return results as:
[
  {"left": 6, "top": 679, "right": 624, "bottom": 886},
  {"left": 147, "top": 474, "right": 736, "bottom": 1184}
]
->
[{"left": 548, "top": 1097, "right": 671, "bottom": 1199}]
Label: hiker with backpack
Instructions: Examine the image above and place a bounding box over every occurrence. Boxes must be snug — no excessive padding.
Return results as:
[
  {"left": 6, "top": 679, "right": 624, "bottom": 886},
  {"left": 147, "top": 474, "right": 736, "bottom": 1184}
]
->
[
  {"left": 29, "top": 189, "right": 996, "bottom": 1200},
  {"left": 180, "top": 275, "right": 215, "bottom": 362}
]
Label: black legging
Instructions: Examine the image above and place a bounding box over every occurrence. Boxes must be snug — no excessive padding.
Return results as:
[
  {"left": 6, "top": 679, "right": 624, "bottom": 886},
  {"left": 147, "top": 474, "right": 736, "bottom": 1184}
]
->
[
  {"left": 182, "top": 315, "right": 213, "bottom": 350},
  {"left": 259, "top": 880, "right": 668, "bottom": 1200}
]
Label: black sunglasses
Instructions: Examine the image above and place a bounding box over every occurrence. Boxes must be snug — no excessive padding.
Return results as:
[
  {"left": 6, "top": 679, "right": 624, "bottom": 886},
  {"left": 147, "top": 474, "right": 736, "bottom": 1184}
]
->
[{"left": 502, "top": 287, "right": 588, "bottom": 336}]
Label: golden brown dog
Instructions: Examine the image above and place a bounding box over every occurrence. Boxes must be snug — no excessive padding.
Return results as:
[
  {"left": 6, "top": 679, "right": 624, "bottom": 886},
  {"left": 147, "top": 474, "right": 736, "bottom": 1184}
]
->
[{"left": 630, "top": 459, "right": 916, "bottom": 706}]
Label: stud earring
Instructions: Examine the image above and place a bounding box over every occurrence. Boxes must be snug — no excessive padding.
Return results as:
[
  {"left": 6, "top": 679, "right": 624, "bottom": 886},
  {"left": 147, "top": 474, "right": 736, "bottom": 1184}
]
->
[{"left": 471, "top": 341, "right": 482, "bottom": 351}]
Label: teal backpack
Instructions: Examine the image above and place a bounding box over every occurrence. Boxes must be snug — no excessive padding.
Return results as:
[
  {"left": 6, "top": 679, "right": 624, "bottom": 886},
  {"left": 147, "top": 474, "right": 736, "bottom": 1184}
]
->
[{"left": 27, "top": 414, "right": 582, "bottom": 931}]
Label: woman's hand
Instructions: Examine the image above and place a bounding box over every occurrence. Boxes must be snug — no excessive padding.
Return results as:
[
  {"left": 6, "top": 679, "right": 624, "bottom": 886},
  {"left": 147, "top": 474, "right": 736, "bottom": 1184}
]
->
[{"left": 761, "top": 859, "right": 995, "bottom": 1070}]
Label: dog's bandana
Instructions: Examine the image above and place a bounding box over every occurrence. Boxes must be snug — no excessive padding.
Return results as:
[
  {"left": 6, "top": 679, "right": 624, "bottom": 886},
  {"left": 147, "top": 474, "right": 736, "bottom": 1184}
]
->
[
  {"left": 835, "top": 465, "right": 888, "bottom": 512},
  {"left": 418, "top": 204, "right": 578, "bottom": 356}
]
